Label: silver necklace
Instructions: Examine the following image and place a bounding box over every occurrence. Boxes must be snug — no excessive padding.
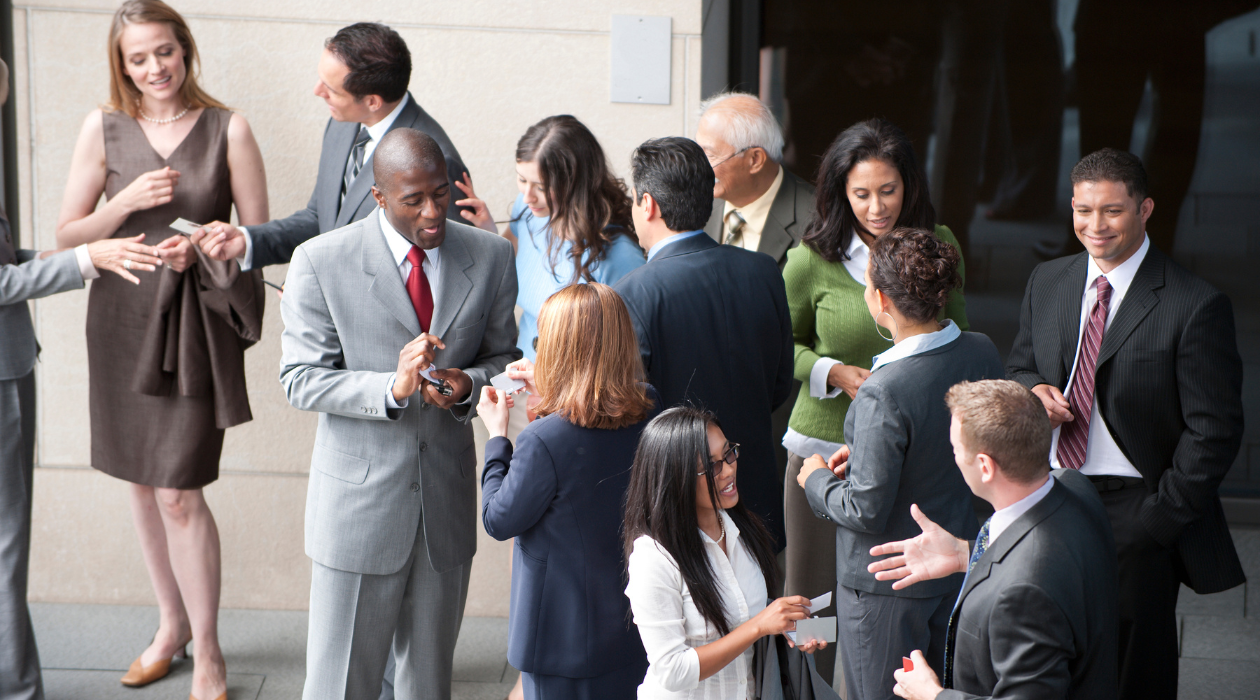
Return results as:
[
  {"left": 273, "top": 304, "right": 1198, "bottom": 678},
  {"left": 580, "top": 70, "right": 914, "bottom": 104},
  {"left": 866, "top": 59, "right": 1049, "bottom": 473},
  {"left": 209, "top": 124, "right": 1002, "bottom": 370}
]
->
[{"left": 138, "top": 102, "right": 190, "bottom": 125}]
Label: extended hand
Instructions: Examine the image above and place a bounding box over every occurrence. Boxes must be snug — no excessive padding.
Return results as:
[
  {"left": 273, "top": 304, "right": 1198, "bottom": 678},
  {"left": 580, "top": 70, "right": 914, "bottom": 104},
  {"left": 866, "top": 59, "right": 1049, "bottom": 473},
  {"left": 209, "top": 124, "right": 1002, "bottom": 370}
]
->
[
  {"left": 1031, "top": 384, "right": 1074, "bottom": 429},
  {"left": 476, "top": 386, "right": 515, "bottom": 438},
  {"left": 827, "top": 363, "right": 871, "bottom": 399},
  {"left": 87, "top": 234, "right": 163, "bottom": 284},
  {"left": 454, "top": 172, "right": 497, "bottom": 234},
  {"left": 868, "top": 504, "right": 970, "bottom": 590},
  {"left": 893, "top": 650, "right": 943, "bottom": 700},
  {"left": 190, "top": 221, "right": 247, "bottom": 261},
  {"left": 393, "top": 333, "right": 444, "bottom": 403},
  {"left": 422, "top": 368, "right": 472, "bottom": 409},
  {"left": 154, "top": 234, "right": 198, "bottom": 273},
  {"left": 752, "top": 596, "right": 811, "bottom": 638}
]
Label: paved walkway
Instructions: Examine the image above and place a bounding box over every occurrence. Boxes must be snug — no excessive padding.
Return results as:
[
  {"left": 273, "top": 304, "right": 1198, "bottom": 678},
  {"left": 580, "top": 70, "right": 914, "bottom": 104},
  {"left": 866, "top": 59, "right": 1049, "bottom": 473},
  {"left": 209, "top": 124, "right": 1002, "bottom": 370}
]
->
[{"left": 29, "top": 526, "right": 1260, "bottom": 700}]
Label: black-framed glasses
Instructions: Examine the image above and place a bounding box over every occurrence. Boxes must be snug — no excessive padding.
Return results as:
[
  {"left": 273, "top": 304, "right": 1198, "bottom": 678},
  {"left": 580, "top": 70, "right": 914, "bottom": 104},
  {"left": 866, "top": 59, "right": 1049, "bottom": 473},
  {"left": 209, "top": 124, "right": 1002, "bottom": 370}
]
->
[{"left": 697, "top": 442, "right": 740, "bottom": 476}]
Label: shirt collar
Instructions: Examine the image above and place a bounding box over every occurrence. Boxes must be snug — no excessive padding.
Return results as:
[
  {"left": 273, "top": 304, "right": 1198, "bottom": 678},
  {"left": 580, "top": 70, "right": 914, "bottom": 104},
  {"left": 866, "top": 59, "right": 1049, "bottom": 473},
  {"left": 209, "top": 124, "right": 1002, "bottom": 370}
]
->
[
  {"left": 988, "top": 475, "right": 1055, "bottom": 544},
  {"left": 1084, "top": 234, "right": 1149, "bottom": 299},
  {"left": 870, "top": 319, "right": 960, "bottom": 372},
  {"left": 647, "top": 229, "right": 707, "bottom": 262},
  {"left": 363, "top": 93, "right": 410, "bottom": 143},
  {"left": 378, "top": 208, "right": 441, "bottom": 269}
]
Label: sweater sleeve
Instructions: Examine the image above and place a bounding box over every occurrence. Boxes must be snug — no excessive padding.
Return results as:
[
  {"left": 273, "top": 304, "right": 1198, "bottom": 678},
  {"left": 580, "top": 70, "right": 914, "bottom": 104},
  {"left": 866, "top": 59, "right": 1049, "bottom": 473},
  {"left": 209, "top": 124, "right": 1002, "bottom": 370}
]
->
[
  {"left": 935, "top": 225, "right": 970, "bottom": 331},
  {"left": 784, "top": 245, "right": 826, "bottom": 383}
]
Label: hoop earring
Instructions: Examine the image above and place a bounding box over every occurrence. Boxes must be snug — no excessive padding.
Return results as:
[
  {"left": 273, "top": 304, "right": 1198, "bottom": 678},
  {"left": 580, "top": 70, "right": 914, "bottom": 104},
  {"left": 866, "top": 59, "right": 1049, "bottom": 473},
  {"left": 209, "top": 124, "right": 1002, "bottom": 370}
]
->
[{"left": 876, "top": 311, "right": 899, "bottom": 342}]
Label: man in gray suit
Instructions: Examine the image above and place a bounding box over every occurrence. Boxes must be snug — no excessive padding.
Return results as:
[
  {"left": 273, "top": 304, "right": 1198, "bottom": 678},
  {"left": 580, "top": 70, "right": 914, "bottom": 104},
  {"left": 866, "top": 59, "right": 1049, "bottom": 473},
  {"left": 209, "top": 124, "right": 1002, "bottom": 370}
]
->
[
  {"left": 697, "top": 92, "right": 815, "bottom": 267},
  {"left": 194, "top": 22, "right": 472, "bottom": 271},
  {"left": 279, "top": 128, "right": 520, "bottom": 700},
  {"left": 0, "top": 58, "right": 162, "bottom": 700}
]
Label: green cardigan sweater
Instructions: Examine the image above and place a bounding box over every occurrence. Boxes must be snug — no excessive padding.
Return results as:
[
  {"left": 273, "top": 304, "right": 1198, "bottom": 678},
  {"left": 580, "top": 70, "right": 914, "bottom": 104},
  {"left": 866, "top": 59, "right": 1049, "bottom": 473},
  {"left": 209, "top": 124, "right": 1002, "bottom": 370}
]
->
[{"left": 783, "top": 224, "right": 970, "bottom": 445}]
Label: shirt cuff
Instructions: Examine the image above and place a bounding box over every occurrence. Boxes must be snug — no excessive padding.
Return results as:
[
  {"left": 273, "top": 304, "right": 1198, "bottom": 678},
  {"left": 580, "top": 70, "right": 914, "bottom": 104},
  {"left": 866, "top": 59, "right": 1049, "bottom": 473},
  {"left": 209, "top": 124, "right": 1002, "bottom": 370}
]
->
[
  {"left": 809, "top": 357, "right": 845, "bottom": 399},
  {"left": 74, "top": 244, "right": 100, "bottom": 280},
  {"left": 238, "top": 226, "right": 254, "bottom": 272},
  {"left": 386, "top": 372, "right": 409, "bottom": 409}
]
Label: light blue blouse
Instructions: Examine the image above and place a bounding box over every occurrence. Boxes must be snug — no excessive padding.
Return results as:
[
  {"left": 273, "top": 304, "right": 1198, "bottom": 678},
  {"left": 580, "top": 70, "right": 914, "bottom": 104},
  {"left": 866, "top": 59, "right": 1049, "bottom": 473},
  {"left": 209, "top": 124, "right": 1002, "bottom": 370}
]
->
[{"left": 510, "top": 194, "right": 645, "bottom": 361}]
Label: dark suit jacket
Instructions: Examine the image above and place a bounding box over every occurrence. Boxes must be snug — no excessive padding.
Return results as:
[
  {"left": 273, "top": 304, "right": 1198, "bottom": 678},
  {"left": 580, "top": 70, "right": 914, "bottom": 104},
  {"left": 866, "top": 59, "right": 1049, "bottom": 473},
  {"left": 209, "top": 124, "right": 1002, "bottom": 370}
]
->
[
  {"left": 941, "top": 469, "right": 1119, "bottom": 700},
  {"left": 480, "top": 387, "right": 660, "bottom": 677},
  {"left": 615, "top": 234, "right": 794, "bottom": 548},
  {"left": 703, "top": 167, "right": 816, "bottom": 267},
  {"left": 248, "top": 93, "right": 469, "bottom": 269},
  {"left": 1005, "top": 246, "right": 1245, "bottom": 593}
]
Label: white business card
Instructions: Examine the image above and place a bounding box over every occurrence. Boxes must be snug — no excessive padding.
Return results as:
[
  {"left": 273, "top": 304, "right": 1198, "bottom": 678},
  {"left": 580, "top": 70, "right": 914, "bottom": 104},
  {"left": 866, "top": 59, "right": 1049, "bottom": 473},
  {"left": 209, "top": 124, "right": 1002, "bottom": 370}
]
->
[
  {"left": 490, "top": 371, "right": 526, "bottom": 394},
  {"left": 169, "top": 217, "right": 203, "bottom": 235}
]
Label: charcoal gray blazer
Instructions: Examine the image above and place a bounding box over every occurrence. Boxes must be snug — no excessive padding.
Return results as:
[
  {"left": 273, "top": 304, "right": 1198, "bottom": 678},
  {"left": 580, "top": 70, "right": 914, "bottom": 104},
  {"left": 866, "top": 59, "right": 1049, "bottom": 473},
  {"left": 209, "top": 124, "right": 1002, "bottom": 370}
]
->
[
  {"left": 941, "top": 469, "right": 1119, "bottom": 699},
  {"left": 1005, "top": 247, "right": 1245, "bottom": 593},
  {"left": 247, "top": 93, "right": 469, "bottom": 269}
]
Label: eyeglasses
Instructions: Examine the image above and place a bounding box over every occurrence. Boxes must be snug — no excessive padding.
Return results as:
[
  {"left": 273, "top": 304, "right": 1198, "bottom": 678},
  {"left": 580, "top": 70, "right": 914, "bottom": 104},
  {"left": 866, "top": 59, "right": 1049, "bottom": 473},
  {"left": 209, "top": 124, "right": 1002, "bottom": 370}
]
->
[
  {"left": 697, "top": 442, "right": 740, "bottom": 476},
  {"left": 707, "top": 147, "right": 754, "bottom": 169}
]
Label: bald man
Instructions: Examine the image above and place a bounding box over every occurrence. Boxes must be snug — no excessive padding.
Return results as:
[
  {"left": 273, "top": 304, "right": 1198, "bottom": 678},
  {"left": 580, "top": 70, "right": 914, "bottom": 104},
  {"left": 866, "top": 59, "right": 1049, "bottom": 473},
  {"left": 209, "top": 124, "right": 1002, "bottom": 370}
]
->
[
  {"left": 697, "top": 92, "right": 815, "bottom": 267},
  {"left": 279, "top": 128, "right": 520, "bottom": 700}
]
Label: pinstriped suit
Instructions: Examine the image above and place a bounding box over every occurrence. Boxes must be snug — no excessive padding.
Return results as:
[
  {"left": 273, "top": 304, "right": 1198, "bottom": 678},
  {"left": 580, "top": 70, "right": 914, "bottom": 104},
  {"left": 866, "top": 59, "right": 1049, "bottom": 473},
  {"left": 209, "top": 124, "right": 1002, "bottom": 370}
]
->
[{"left": 1006, "top": 245, "right": 1244, "bottom": 699}]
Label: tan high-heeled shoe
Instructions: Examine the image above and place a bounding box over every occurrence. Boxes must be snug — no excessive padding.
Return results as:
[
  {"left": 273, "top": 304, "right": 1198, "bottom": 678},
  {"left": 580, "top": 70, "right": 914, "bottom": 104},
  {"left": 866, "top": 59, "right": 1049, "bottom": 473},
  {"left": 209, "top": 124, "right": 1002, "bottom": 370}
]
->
[
  {"left": 189, "top": 694, "right": 226, "bottom": 700},
  {"left": 120, "top": 639, "right": 188, "bottom": 687}
]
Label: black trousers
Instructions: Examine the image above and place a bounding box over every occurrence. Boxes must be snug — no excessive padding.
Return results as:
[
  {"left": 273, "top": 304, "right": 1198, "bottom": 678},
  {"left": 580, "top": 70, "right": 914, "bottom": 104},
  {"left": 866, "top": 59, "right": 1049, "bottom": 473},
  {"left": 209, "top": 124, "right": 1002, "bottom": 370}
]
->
[{"left": 1098, "top": 484, "right": 1181, "bottom": 700}]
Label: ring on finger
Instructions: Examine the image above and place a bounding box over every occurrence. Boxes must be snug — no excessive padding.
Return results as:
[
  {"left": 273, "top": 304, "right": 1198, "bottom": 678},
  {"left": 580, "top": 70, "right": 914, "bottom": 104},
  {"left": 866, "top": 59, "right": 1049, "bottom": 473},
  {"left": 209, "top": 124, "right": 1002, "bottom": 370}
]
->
[{"left": 123, "top": 259, "right": 132, "bottom": 270}]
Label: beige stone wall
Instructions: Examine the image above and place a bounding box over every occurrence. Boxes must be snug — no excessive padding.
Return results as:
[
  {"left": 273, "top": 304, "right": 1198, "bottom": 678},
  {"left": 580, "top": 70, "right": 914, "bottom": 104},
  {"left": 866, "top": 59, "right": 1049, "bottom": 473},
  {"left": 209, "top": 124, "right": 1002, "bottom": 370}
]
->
[{"left": 12, "top": 1, "right": 702, "bottom": 612}]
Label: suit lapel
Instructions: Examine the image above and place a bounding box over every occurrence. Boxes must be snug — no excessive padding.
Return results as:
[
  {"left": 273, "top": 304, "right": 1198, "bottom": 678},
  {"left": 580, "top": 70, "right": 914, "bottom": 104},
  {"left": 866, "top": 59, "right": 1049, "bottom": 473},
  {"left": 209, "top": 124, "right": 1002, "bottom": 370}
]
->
[
  {"left": 1096, "top": 249, "right": 1165, "bottom": 366},
  {"left": 362, "top": 214, "right": 422, "bottom": 337},
  {"left": 758, "top": 170, "right": 798, "bottom": 262},
  {"left": 322, "top": 121, "right": 359, "bottom": 225},
  {"left": 428, "top": 225, "right": 474, "bottom": 340},
  {"left": 336, "top": 96, "right": 424, "bottom": 228},
  {"left": 1054, "top": 254, "right": 1089, "bottom": 386}
]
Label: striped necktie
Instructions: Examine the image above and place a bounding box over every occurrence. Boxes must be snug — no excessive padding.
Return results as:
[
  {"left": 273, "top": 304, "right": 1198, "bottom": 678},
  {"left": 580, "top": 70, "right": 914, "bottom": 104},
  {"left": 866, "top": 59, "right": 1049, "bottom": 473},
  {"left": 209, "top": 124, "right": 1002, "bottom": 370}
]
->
[
  {"left": 724, "top": 209, "right": 746, "bottom": 245},
  {"left": 340, "top": 126, "right": 372, "bottom": 209},
  {"left": 944, "top": 518, "right": 991, "bottom": 688},
  {"left": 1057, "top": 276, "right": 1113, "bottom": 471}
]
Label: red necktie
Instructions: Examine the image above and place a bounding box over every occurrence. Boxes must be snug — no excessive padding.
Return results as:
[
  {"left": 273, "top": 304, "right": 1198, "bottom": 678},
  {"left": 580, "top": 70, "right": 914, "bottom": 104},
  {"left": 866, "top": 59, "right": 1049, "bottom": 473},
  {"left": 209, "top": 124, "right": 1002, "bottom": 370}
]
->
[
  {"left": 406, "top": 246, "right": 434, "bottom": 333},
  {"left": 1057, "top": 276, "right": 1112, "bottom": 470}
]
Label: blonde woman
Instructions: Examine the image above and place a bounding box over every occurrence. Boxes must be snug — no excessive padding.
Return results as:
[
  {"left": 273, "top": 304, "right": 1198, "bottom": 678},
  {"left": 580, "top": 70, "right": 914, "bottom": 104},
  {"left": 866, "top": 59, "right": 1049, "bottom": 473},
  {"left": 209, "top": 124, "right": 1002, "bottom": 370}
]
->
[{"left": 54, "top": 2, "right": 268, "bottom": 698}]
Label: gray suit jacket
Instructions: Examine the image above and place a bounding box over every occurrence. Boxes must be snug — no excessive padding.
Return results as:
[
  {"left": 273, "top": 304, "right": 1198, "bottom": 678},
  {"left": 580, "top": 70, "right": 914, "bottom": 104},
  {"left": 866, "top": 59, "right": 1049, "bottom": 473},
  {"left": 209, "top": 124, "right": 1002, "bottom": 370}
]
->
[
  {"left": 0, "top": 213, "right": 85, "bottom": 380},
  {"left": 803, "top": 333, "right": 1005, "bottom": 598},
  {"left": 247, "top": 93, "right": 469, "bottom": 269},
  {"left": 940, "top": 469, "right": 1118, "bottom": 699},
  {"left": 279, "top": 214, "right": 520, "bottom": 575},
  {"left": 703, "top": 166, "right": 815, "bottom": 267}
]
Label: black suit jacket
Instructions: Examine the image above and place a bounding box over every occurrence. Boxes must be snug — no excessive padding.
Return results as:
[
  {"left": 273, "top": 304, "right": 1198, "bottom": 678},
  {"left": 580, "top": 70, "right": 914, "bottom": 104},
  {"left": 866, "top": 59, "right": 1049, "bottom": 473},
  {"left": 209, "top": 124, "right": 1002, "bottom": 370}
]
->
[
  {"left": 941, "top": 469, "right": 1118, "bottom": 700},
  {"left": 703, "top": 167, "right": 816, "bottom": 267},
  {"left": 248, "top": 93, "right": 469, "bottom": 269},
  {"left": 1006, "top": 246, "right": 1245, "bottom": 593},
  {"left": 615, "top": 234, "right": 794, "bottom": 548}
]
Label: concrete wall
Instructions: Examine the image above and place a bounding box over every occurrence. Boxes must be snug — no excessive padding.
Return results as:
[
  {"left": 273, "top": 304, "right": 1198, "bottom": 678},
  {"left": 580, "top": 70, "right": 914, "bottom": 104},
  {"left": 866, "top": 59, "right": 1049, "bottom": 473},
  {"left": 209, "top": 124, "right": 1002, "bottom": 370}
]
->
[{"left": 11, "top": 0, "right": 702, "bottom": 613}]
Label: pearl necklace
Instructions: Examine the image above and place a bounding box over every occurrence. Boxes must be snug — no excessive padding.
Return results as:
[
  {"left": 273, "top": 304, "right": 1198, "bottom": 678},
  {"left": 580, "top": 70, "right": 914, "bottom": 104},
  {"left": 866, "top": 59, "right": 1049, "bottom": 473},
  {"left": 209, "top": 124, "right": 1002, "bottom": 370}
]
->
[{"left": 138, "top": 102, "right": 190, "bottom": 125}]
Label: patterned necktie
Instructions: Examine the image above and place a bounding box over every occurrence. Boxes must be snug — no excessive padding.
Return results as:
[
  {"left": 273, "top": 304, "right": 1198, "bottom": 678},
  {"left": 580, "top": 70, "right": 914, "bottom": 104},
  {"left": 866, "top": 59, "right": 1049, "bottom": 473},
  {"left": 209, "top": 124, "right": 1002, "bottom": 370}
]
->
[
  {"left": 944, "top": 518, "right": 992, "bottom": 688},
  {"left": 341, "top": 126, "right": 372, "bottom": 208},
  {"left": 406, "top": 246, "right": 434, "bottom": 333},
  {"left": 1057, "top": 276, "right": 1113, "bottom": 471},
  {"left": 724, "top": 209, "right": 746, "bottom": 245}
]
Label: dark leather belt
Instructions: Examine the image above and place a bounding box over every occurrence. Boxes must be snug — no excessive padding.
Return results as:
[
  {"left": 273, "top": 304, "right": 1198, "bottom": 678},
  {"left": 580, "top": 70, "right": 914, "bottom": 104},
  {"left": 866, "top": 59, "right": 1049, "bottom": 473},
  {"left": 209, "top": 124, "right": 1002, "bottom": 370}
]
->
[{"left": 1087, "top": 475, "right": 1146, "bottom": 493}]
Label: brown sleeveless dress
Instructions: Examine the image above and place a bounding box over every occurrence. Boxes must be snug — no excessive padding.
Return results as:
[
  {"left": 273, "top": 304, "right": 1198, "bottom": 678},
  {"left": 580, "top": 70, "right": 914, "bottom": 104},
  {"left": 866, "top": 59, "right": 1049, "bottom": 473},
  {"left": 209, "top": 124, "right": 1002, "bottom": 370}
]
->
[{"left": 88, "top": 108, "right": 262, "bottom": 489}]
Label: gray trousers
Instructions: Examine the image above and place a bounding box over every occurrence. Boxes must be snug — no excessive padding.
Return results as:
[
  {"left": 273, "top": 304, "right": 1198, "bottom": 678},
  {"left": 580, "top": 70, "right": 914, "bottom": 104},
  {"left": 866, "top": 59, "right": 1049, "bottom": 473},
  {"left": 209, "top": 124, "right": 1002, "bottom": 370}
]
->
[
  {"left": 784, "top": 451, "right": 839, "bottom": 685},
  {"left": 303, "top": 516, "right": 471, "bottom": 700},
  {"left": 834, "top": 585, "right": 956, "bottom": 700},
  {"left": 0, "top": 371, "right": 43, "bottom": 700}
]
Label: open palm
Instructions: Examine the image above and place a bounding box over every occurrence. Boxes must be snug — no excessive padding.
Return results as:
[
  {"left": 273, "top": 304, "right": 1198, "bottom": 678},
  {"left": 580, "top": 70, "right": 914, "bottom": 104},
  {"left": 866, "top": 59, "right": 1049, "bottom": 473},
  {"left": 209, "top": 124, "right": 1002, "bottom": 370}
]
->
[{"left": 867, "top": 504, "right": 970, "bottom": 590}]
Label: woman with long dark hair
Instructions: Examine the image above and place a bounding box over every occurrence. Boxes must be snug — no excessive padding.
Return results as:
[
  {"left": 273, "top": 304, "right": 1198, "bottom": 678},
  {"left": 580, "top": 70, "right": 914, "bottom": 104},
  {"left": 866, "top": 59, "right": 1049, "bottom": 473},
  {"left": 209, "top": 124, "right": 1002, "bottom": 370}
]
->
[
  {"left": 794, "top": 227, "right": 1003, "bottom": 700},
  {"left": 778, "top": 118, "right": 968, "bottom": 683},
  {"left": 623, "top": 407, "right": 822, "bottom": 699}
]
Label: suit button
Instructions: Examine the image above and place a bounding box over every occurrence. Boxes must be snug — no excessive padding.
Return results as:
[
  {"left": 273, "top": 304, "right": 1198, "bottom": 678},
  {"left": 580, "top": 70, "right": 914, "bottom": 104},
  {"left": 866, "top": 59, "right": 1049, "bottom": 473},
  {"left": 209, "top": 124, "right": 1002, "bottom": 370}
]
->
[
  {"left": 410, "top": 482, "right": 420, "bottom": 492},
  {"left": 420, "top": 442, "right": 428, "bottom": 452}
]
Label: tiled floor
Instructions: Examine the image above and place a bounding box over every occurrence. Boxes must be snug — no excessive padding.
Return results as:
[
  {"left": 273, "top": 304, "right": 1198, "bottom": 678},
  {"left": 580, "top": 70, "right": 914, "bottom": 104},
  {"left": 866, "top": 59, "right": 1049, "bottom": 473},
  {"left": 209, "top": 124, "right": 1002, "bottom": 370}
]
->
[{"left": 30, "top": 525, "right": 1259, "bottom": 699}]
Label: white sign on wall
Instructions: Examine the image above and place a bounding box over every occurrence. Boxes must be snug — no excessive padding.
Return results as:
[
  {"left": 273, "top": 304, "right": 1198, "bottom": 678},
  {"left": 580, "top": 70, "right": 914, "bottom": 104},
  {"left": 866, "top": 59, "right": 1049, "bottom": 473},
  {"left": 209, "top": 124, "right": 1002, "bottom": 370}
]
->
[{"left": 610, "top": 15, "right": 672, "bottom": 105}]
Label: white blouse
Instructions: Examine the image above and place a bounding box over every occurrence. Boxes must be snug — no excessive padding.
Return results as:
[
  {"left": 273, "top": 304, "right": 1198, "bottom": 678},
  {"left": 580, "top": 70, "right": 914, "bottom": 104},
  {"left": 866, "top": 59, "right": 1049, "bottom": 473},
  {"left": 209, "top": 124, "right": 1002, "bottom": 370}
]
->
[{"left": 625, "top": 510, "right": 768, "bottom": 700}]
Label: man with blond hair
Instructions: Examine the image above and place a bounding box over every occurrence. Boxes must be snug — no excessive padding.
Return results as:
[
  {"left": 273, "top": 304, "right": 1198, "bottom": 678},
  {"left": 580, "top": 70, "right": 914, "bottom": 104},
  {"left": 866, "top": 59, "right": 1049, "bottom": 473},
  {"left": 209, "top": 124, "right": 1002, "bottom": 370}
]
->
[
  {"left": 696, "top": 92, "right": 814, "bottom": 266},
  {"left": 870, "top": 380, "right": 1118, "bottom": 700}
]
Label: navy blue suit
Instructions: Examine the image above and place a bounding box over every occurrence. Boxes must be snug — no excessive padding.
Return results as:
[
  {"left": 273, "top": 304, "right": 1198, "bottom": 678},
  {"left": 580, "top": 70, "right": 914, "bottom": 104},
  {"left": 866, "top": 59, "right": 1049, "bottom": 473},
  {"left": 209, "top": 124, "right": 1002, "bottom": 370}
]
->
[
  {"left": 481, "top": 389, "right": 659, "bottom": 698},
  {"left": 615, "top": 233, "right": 794, "bottom": 549}
]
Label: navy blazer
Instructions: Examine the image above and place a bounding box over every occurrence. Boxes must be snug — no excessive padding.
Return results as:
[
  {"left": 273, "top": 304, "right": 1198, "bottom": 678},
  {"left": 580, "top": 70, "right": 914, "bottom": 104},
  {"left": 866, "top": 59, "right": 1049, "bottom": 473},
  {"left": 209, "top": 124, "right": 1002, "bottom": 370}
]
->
[
  {"left": 615, "top": 233, "right": 794, "bottom": 549},
  {"left": 481, "top": 389, "right": 659, "bottom": 678}
]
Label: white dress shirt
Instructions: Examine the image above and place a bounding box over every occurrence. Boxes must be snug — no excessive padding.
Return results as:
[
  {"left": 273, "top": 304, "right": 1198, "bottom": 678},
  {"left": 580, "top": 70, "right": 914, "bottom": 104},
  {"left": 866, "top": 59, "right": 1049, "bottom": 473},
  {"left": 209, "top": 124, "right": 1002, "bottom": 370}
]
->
[
  {"left": 378, "top": 208, "right": 449, "bottom": 410},
  {"left": 1049, "top": 236, "right": 1150, "bottom": 478},
  {"left": 625, "top": 510, "right": 767, "bottom": 700},
  {"left": 988, "top": 475, "right": 1054, "bottom": 544},
  {"left": 720, "top": 165, "right": 784, "bottom": 253},
  {"left": 73, "top": 245, "right": 100, "bottom": 281},
  {"left": 238, "top": 94, "right": 412, "bottom": 271}
]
